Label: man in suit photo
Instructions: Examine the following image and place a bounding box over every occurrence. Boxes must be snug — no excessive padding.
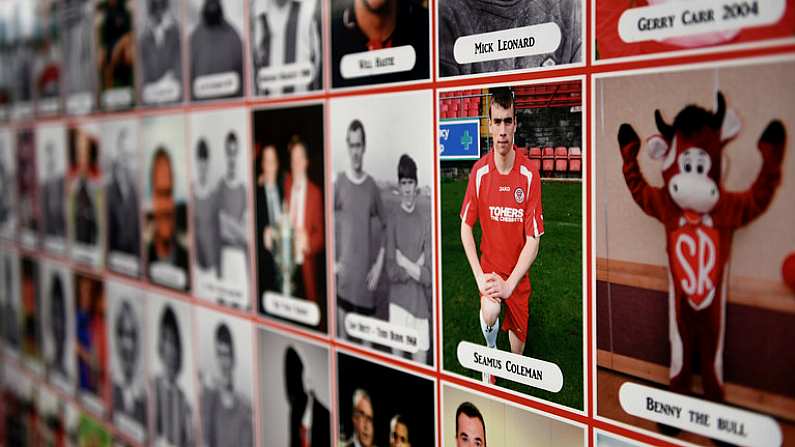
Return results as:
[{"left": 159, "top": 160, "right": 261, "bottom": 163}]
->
[
  {"left": 112, "top": 300, "right": 146, "bottom": 427},
  {"left": 107, "top": 127, "right": 141, "bottom": 261},
  {"left": 153, "top": 304, "right": 193, "bottom": 446}
]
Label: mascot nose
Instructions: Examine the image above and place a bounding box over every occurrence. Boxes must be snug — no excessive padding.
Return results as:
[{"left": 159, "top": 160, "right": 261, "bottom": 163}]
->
[{"left": 673, "top": 183, "right": 679, "bottom": 193}]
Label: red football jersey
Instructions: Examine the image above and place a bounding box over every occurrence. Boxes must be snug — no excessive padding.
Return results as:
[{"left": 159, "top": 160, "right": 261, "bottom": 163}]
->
[{"left": 460, "top": 147, "right": 544, "bottom": 278}]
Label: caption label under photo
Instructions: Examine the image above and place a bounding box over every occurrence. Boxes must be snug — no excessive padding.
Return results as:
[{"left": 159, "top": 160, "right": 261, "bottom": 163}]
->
[
  {"left": 618, "top": 0, "right": 786, "bottom": 43},
  {"left": 66, "top": 93, "right": 94, "bottom": 115},
  {"left": 108, "top": 252, "right": 140, "bottom": 277},
  {"left": 619, "top": 382, "right": 782, "bottom": 446},
  {"left": 193, "top": 72, "right": 240, "bottom": 99},
  {"left": 263, "top": 291, "right": 321, "bottom": 326},
  {"left": 344, "top": 313, "right": 421, "bottom": 354},
  {"left": 453, "top": 23, "right": 562, "bottom": 65},
  {"left": 457, "top": 341, "right": 563, "bottom": 392},
  {"left": 149, "top": 262, "right": 187, "bottom": 290},
  {"left": 257, "top": 62, "right": 315, "bottom": 91},
  {"left": 340, "top": 46, "right": 417, "bottom": 79},
  {"left": 102, "top": 87, "right": 133, "bottom": 110},
  {"left": 143, "top": 79, "right": 180, "bottom": 104}
]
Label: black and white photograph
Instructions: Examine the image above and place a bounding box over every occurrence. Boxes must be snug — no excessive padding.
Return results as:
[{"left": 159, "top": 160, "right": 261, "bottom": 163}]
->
[
  {"left": 36, "top": 386, "right": 67, "bottom": 446},
  {"left": 0, "top": 128, "right": 17, "bottom": 240},
  {"left": 74, "top": 270, "right": 108, "bottom": 415},
  {"left": 141, "top": 113, "right": 190, "bottom": 292},
  {"left": 147, "top": 292, "right": 197, "bottom": 447},
  {"left": 252, "top": 104, "right": 327, "bottom": 331},
  {"left": 61, "top": 0, "right": 98, "bottom": 114},
  {"left": 336, "top": 350, "right": 436, "bottom": 447},
  {"left": 33, "top": 0, "right": 63, "bottom": 116},
  {"left": 195, "top": 308, "right": 255, "bottom": 447},
  {"left": 67, "top": 122, "right": 105, "bottom": 268},
  {"left": 1, "top": 248, "right": 21, "bottom": 357},
  {"left": 331, "top": 91, "right": 435, "bottom": 366},
  {"left": 187, "top": 0, "right": 245, "bottom": 101},
  {"left": 135, "top": 0, "right": 184, "bottom": 105},
  {"left": 106, "top": 279, "right": 147, "bottom": 443},
  {"left": 96, "top": 0, "right": 136, "bottom": 110},
  {"left": 437, "top": 0, "right": 582, "bottom": 78},
  {"left": 41, "top": 260, "right": 76, "bottom": 394},
  {"left": 0, "top": 7, "right": 15, "bottom": 120},
  {"left": 17, "top": 127, "right": 39, "bottom": 248},
  {"left": 250, "top": 0, "right": 322, "bottom": 96},
  {"left": 189, "top": 108, "right": 252, "bottom": 310},
  {"left": 102, "top": 118, "right": 142, "bottom": 277},
  {"left": 330, "top": 0, "right": 430, "bottom": 89},
  {"left": 258, "top": 327, "right": 331, "bottom": 447},
  {"left": 37, "top": 122, "right": 68, "bottom": 255}
]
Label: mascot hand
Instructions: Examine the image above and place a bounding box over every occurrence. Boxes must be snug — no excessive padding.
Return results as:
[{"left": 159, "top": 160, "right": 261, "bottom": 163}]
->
[
  {"left": 618, "top": 123, "right": 641, "bottom": 160},
  {"left": 759, "top": 120, "right": 786, "bottom": 165}
]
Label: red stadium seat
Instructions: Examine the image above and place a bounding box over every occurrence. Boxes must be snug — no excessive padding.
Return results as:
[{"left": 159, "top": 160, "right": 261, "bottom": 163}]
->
[
  {"left": 554, "top": 146, "right": 568, "bottom": 173},
  {"left": 569, "top": 147, "right": 582, "bottom": 173},
  {"left": 542, "top": 147, "right": 554, "bottom": 174},
  {"left": 529, "top": 147, "right": 542, "bottom": 171}
]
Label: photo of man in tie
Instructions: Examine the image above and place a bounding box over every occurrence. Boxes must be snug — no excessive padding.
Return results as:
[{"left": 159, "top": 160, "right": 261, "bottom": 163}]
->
[
  {"left": 137, "top": 0, "right": 183, "bottom": 103},
  {"left": 106, "top": 125, "right": 141, "bottom": 274},
  {"left": 111, "top": 300, "right": 147, "bottom": 428}
]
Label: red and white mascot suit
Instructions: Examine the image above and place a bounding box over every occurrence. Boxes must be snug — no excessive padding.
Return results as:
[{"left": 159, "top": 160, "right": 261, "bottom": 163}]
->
[{"left": 617, "top": 92, "right": 786, "bottom": 401}]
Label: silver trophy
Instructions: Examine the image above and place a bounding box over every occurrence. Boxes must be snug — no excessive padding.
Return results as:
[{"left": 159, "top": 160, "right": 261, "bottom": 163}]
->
[{"left": 273, "top": 212, "right": 295, "bottom": 297}]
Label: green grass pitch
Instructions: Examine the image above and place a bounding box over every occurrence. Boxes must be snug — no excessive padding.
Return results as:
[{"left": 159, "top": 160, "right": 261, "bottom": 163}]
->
[{"left": 440, "top": 179, "right": 583, "bottom": 410}]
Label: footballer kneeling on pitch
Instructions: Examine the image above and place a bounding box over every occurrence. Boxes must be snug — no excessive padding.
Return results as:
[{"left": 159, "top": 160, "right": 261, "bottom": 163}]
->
[{"left": 459, "top": 87, "right": 544, "bottom": 384}]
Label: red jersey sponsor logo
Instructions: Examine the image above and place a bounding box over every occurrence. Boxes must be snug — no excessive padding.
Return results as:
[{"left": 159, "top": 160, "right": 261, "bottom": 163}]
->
[{"left": 489, "top": 206, "right": 524, "bottom": 223}]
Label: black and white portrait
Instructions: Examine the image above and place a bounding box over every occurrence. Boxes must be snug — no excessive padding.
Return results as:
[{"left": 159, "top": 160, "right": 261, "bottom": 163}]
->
[
  {"left": 107, "top": 280, "right": 147, "bottom": 443},
  {"left": 1, "top": 249, "right": 21, "bottom": 357},
  {"left": 438, "top": 0, "right": 582, "bottom": 77},
  {"left": 147, "top": 293, "right": 196, "bottom": 447},
  {"left": 0, "top": 128, "right": 18, "bottom": 240},
  {"left": 142, "top": 114, "right": 191, "bottom": 292},
  {"left": 189, "top": 108, "right": 251, "bottom": 309},
  {"left": 103, "top": 118, "right": 142, "bottom": 277},
  {"left": 187, "top": 0, "right": 245, "bottom": 100},
  {"left": 337, "top": 350, "right": 435, "bottom": 446},
  {"left": 37, "top": 123, "right": 68, "bottom": 255},
  {"left": 250, "top": 0, "right": 322, "bottom": 96},
  {"left": 196, "top": 309, "right": 254, "bottom": 447},
  {"left": 62, "top": 0, "right": 97, "bottom": 114},
  {"left": 135, "top": 0, "right": 183, "bottom": 105},
  {"left": 258, "top": 327, "right": 331, "bottom": 447},
  {"left": 331, "top": 91, "right": 435, "bottom": 365},
  {"left": 252, "top": 105, "right": 327, "bottom": 332},
  {"left": 67, "top": 123, "right": 104, "bottom": 268},
  {"left": 41, "top": 260, "right": 76, "bottom": 393}
]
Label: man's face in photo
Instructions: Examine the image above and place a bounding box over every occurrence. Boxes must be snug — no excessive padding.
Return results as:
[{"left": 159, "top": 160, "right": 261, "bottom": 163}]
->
[
  {"left": 225, "top": 138, "right": 238, "bottom": 181},
  {"left": 353, "top": 395, "right": 375, "bottom": 447},
  {"left": 262, "top": 145, "right": 278, "bottom": 184},
  {"left": 456, "top": 413, "right": 485, "bottom": 447},
  {"left": 115, "top": 130, "right": 132, "bottom": 181},
  {"left": 117, "top": 305, "right": 139, "bottom": 383},
  {"left": 390, "top": 420, "right": 410, "bottom": 447},
  {"left": 152, "top": 155, "right": 175, "bottom": 244},
  {"left": 399, "top": 178, "right": 417, "bottom": 209},
  {"left": 360, "top": 0, "right": 391, "bottom": 14},
  {"left": 489, "top": 102, "right": 516, "bottom": 157},
  {"left": 290, "top": 143, "right": 308, "bottom": 181},
  {"left": 197, "top": 154, "right": 209, "bottom": 187},
  {"left": 346, "top": 128, "right": 365, "bottom": 175},
  {"left": 215, "top": 338, "right": 234, "bottom": 390},
  {"left": 202, "top": 0, "right": 224, "bottom": 26}
]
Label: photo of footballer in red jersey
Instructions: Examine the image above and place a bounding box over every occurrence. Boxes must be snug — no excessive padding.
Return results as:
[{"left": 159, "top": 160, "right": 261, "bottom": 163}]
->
[
  {"left": 440, "top": 82, "right": 583, "bottom": 409},
  {"left": 459, "top": 87, "right": 544, "bottom": 381}
]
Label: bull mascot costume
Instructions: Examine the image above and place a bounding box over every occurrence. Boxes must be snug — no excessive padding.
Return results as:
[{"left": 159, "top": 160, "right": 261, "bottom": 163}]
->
[{"left": 617, "top": 92, "right": 786, "bottom": 409}]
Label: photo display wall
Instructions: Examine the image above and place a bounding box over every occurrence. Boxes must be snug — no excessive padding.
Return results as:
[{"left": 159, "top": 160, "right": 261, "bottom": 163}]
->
[{"left": 0, "top": 0, "right": 793, "bottom": 446}]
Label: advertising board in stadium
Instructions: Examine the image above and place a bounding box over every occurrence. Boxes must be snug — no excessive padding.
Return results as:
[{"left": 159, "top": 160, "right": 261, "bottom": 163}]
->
[{"left": 439, "top": 119, "right": 481, "bottom": 160}]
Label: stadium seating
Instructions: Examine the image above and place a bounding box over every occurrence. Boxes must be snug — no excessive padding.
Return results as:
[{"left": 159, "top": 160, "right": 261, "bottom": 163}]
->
[
  {"left": 568, "top": 147, "right": 582, "bottom": 173},
  {"left": 542, "top": 147, "right": 555, "bottom": 174},
  {"left": 554, "top": 146, "right": 568, "bottom": 173},
  {"left": 529, "top": 147, "right": 542, "bottom": 172}
]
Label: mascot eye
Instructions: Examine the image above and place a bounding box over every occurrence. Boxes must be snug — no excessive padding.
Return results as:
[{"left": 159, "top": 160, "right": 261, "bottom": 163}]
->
[
  {"left": 684, "top": 163, "right": 692, "bottom": 173},
  {"left": 697, "top": 164, "right": 704, "bottom": 174}
]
